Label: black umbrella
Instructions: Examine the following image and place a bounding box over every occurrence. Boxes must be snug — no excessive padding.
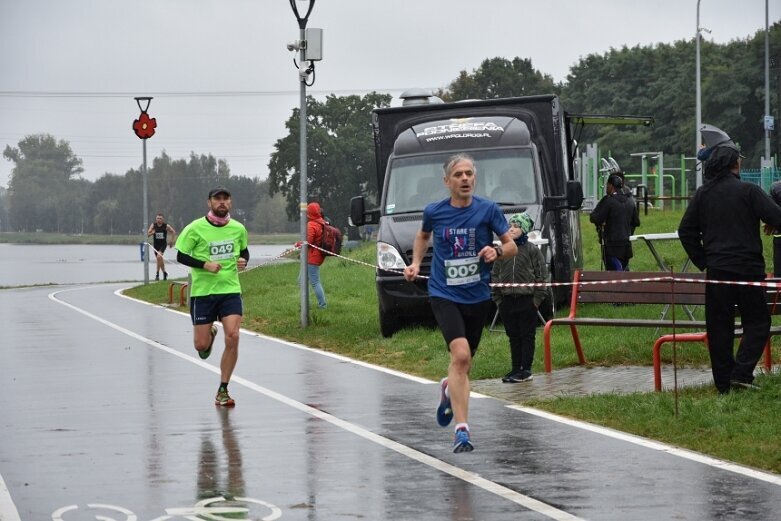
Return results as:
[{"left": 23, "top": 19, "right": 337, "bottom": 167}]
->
[
  {"left": 700, "top": 124, "right": 736, "bottom": 149},
  {"left": 698, "top": 124, "right": 744, "bottom": 161}
]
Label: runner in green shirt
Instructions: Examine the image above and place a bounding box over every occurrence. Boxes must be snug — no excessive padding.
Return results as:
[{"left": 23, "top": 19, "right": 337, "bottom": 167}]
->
[{"left": 176, "top": 186, "right": 249, "bottom": 406}]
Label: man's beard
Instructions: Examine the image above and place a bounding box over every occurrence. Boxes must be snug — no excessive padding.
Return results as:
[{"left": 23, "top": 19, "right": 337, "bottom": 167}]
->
[{"left": 211, "top": 207, "right": 229, "bottom": 218}]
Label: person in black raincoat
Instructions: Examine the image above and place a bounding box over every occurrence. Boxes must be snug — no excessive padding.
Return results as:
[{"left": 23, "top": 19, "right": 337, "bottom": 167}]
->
[
  {"left": 590, "top": 174, "right": 640, "bottom": 271},
  {"left": 679, "top": 126, "right": 781, "bottom": 394}
]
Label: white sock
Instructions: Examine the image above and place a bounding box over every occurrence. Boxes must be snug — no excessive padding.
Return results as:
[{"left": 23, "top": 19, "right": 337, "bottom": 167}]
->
[{"left": 455, "top": 422, "right": 469, "bottom": 433}]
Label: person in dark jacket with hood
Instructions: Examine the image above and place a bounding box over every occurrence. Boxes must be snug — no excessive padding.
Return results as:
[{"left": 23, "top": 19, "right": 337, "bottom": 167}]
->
[
  {"left": 678, "top": 127, "right": 781, "bottom": 394},
  {"left": 491, "top": 212, "right": 548, "bottom": 383},
  {"left": 590, "top": 174, "right": 640, "bottom": 271},
  {"left": 766, "top": 180, "right": 781, "bottom": 276}
]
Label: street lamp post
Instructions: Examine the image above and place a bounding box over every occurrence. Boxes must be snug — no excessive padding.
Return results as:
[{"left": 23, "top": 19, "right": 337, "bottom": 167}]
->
[
  {"left": 287, "top": 0, "right": 321, "bottom": 327},
  {"left": 764, "top": 0, "right": 772, "bottom": 166},
  {"left": 695, "top": 0, "right": 703, "bottom": 188},
  {"left": 132, "top": 97, "right": 157, "bottom": 285}
]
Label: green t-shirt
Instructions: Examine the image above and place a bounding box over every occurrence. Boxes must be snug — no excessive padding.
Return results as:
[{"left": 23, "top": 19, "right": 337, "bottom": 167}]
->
[{"left": 175, "top": 217, "right": 248, "bottom": 297}]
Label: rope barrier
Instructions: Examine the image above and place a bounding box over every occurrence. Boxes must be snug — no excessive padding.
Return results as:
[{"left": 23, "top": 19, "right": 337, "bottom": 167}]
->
[
  {"left": 152, "top": 239, "right": 781, "bottom": 290},
  {"left": 298, "top": 241, "right": 781, "bottom": 289}
]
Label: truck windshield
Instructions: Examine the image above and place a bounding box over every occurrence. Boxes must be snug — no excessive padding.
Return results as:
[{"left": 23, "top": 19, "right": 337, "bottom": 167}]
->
[{"left": 384, "top": 148, "right": 538, "bottom": 214}]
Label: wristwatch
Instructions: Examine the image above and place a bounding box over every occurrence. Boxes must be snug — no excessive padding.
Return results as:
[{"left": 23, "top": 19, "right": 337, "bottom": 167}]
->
[{"left": 493, "top": 245, "right": 503, "bottom": 258}]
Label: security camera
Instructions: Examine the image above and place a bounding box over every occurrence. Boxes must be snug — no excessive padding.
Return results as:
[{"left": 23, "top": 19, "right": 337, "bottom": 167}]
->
[{"left": 287, "top": 41, "right": 300, "bottom": 52}]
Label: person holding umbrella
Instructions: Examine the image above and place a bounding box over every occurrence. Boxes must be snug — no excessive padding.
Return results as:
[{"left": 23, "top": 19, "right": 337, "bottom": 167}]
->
[{"left": 679, "top": 124, "right": 781, "bottom": 394}]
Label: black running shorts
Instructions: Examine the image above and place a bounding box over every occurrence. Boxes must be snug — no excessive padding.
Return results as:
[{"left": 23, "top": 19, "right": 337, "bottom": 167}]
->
[
  {"left": 429, "top": 297, "right": 489, "bottom": 356},
  {"left": 190, "top": 293, "right": 243, "bottom": 325}
]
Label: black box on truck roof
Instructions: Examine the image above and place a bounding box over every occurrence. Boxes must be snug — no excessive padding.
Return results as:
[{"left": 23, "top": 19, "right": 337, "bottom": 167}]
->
[{"left": 371, "top": 94, "right": 573, "bottom": 209}]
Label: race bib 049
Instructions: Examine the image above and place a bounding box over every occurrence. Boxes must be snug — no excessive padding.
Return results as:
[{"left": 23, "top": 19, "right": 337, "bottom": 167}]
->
[
  {"left": 444, "top": 256, "right": 480, "bottom": 286},
  {"left": 209, "top": 239, "right": 235, "bottom": 261}
]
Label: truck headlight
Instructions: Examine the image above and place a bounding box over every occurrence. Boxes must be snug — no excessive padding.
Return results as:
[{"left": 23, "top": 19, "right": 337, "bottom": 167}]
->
[{"left": 377, "top": 242, "right": 406, "bottom": 270}]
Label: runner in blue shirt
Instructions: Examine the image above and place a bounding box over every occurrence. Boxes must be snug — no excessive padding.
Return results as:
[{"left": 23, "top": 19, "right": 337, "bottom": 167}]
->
[{"left": 404, "top": 153, "right": 517, "bottom": 453}]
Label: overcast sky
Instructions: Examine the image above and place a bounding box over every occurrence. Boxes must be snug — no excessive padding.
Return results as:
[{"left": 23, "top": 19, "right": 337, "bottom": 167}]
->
[{"left": 1, "top": 0, "right": 778, "bottom": 189}]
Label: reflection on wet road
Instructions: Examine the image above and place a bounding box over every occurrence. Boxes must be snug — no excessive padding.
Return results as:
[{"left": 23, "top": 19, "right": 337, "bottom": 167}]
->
[{"left": 0, "top": 284, "right": 779, "bottom": 520}]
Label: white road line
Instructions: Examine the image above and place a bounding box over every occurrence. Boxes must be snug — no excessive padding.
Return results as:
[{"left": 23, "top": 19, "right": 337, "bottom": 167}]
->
[
  {"left": 49, "top": 287, "right": 582, "bottom": 521},
  {"left": 118, "top": 284, "right": 781, "bottom": 484},
  {"left": 509, "top": 406, "right": 781, "bottom": 487},
  {"left": 116, "top": 287, "right": 433, "bottom": 385},
  {"left": 0, "top": 472, "right": 22, "bottom": 521}
]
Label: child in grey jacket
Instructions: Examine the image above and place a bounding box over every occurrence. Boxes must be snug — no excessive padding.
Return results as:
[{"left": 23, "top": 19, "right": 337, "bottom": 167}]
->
[{"left": 491, "top": 212, "right": 548, "bottom": 383}]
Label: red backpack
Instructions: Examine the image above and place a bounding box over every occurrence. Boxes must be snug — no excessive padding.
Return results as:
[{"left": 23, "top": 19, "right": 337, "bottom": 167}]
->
[{"left": 320, "top": 222, "right": 343, "bottom": 256}]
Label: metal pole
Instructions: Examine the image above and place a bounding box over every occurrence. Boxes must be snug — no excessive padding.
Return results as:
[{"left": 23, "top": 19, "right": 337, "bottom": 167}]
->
[
  {"left": 142, "top": 137, "right": 149, "bottom": 284},
  {"left": 695, "top": 0, "right": 703, "bottom": 188},
  {"left": 765, "top": 0, "right": 771, "bottom": 164},
  {"left": 299, "top": 25, "right": 309, "bottom": 328}
]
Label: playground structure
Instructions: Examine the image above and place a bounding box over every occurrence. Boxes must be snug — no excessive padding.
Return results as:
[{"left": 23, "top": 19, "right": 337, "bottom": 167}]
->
[{"left": 579, "top": 144, "right": 780, "bottom": 212}]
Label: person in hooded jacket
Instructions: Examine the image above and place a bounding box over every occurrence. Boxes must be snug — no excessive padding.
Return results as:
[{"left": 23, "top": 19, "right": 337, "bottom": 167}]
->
[
  {"left": 766, "top": 180, "right": 781, "bottom": 276},
  {"left": 491, "top": 212, "right": 548, "bottom": 383},
  {"left": 679, "top": 141, "right": 781, "bottom": 394},
  {"left": 303, "top": 201, "right": 328, "bottom": 309},
  {"left": 590, "top": 174, "right": 641, "bottom": 271}
]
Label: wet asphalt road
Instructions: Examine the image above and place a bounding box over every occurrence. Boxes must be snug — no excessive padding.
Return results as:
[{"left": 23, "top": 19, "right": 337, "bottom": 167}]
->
[{"left": 1, "top": 284, "right": 780, "bottom": 521}]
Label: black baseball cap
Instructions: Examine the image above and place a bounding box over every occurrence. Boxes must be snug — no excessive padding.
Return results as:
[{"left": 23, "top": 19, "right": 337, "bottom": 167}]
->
[{"left": 208, "top": 186, "right": 231, "bottom": 198}]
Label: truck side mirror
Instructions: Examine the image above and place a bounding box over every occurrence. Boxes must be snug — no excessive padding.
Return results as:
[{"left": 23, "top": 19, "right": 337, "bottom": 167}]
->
[
  {"left": 350, "top": 196, "right": 382, "bottom": 227},
  {"left": 543, "top": 180, "right": 584, "bottom": 212},
  {"left": 350, "top": 196, "right": 366, "bottom": 227},
  {"left": 566, "top": 180, "right": 584, "bottom": 210}
]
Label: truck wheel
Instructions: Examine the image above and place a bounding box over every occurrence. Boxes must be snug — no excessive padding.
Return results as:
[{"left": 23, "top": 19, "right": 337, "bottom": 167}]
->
[{"left": 379, "top": 308, "right": 399, "bottom": 338}]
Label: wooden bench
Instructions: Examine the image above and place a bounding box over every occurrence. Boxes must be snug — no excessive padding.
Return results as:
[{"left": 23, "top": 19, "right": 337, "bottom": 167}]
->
[{"left": 542, "top": 270, "right": 777, "bottom": 384}]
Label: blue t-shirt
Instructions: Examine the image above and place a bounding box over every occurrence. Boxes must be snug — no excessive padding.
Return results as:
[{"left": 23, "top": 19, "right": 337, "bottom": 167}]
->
[{"left": 422, "top": 195, "right": 509, "bottom": 304}]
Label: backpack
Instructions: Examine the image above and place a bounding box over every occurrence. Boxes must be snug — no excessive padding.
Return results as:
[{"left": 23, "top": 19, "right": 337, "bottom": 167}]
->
[{"left": 320, "top": 221, "right": 343, "bottom": 255}]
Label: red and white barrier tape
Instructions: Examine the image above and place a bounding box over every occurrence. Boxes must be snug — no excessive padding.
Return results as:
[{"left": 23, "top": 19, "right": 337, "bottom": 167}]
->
[
  {"left": 298, "top": 241, "right": 781, "bottom": 289},
  {"left": 159, "top": 240, "right": 780, "bottom": 290}
]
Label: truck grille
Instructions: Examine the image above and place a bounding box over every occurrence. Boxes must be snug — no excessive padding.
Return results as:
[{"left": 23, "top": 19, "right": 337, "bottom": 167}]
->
[{"left": 404, "top": 247, "right": 433, "bottom": 276}]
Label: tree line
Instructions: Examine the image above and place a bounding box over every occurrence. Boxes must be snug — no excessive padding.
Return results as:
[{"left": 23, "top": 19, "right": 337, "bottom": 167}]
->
[
  {"left": 1, "top": 138, "right": 295, "bottom": 235},
  {"left": 1, "top": 23, "right": 778, "bottom": 234}
]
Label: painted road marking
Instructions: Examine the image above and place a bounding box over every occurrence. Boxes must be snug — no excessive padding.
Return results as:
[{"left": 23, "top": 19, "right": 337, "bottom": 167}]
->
[
  {"left": 49, "top": 286, "right": 583, "bottom": 521},
  {"left": 0, "top": 472, "right": 21, "bottom": 521},
  {"left": 158, "top": 495, "right": 282, "bottom": 521},
  {"left": 52, "top": 503, "right": 136, "bottom": 521},
  {"left": 49, "top": 496, "right": 280, "bottom": 521},
  {"left": 121, "top": 283, "right": 781, "bottom": 486},
  {"left": 118, "top": 287, "right": 433, "bottom": 385},
  {"left": 510, "top": 405, "right": 781, "bottom": 487}
]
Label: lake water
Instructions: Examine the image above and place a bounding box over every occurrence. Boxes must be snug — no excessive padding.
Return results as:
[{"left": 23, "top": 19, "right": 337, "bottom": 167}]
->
[{"left": 0, "top": 243, "right": 293, "bottom": 287}]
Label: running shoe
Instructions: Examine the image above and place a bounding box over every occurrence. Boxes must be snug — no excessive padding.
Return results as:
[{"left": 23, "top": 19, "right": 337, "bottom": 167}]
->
[
  {"left": 199, "top": 325, "right": 218, "bottom": 360},
  {"left": 505, "top": 370, "right": 534, "bottom": 383},
  {"left": 501, "top": 370, "right": 516, "bottom": 383},
  {"left": 730, "top": 379, "right": 760, "bottom": 391},
  {"left": 215, "top": 388, "right": 235, "bottom": 407},
  {"left": 155, "top": 273, "right": 160, "bottom": 281},
  {"left": 163, "top": 271, "right": 168, "bottom": 281},
  {"left": 436, "top": 377, "right": 453, "bottom": 427},
  {"left": 453, "top": 427, "right": 474, "bottom": 453}
]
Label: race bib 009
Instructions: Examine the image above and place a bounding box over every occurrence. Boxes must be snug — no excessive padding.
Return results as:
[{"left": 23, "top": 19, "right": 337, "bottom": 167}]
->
[
  {"left": 209, "top": 239, "right": 235, "bottom": 261},
  {"left": 444, "top": 256, "right": 480, "bottom": 286}
]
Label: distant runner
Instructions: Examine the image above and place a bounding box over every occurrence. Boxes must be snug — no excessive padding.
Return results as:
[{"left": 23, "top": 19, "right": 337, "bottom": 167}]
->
[
  {"left": 147, "top": 213, "right": 176, "bottom": 280},
  {"left": 404, "top": 153, "right": 516, "bottom": 453},
  {"left": 175, "top": 186, "right": 249, "bottom": 406}
]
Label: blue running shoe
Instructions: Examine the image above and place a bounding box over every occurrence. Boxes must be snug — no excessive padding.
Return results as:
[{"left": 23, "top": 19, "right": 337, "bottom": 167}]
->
[
  {"left": 436, "top": 377, "right": 453, "bottom": 427},
  {"left": 453, "top": 428, "right": 474, "bottom": 453}
]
